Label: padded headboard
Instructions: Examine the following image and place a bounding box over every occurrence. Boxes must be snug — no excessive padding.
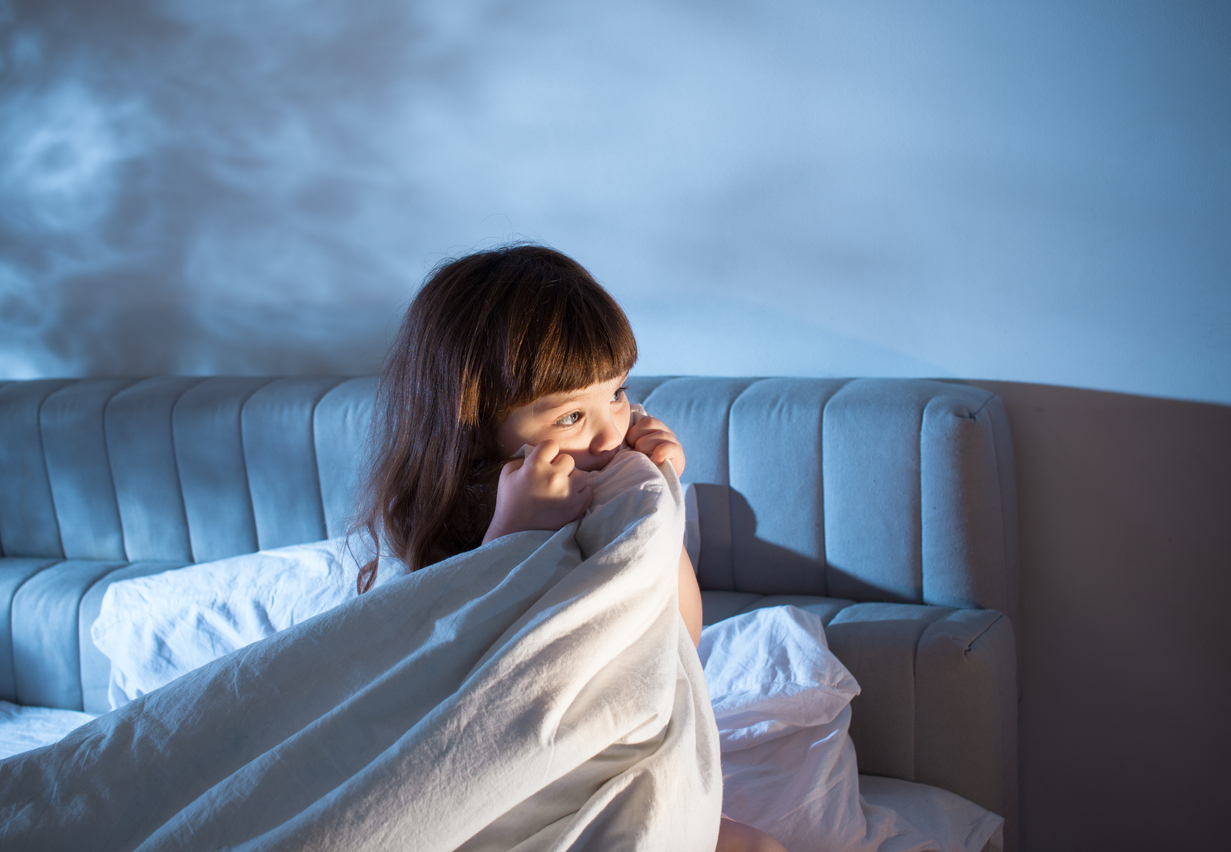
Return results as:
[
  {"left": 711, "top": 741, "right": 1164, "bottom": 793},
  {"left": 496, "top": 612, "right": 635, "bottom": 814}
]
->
[
  {"left": 1, "top": 376, "right": 1018, "bottom": 626},
  {"left": 628, "top": 377, "right": 1019, "bottom": 628},
  {"left": 0, "top": 377, "right": 376, "bottom": 564}
]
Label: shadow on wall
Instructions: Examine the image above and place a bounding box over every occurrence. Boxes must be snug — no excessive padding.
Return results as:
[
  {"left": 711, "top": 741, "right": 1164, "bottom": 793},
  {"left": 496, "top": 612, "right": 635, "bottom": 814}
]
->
[{"left": 966, "top": 381, "right": 1231, "bottom": 852}]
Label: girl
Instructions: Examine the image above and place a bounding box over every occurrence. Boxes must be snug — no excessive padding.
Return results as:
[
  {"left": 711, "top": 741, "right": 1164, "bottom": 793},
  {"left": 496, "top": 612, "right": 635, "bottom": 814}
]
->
[{"left": 356, "top": 244, "right": 786, "bottom": 852}]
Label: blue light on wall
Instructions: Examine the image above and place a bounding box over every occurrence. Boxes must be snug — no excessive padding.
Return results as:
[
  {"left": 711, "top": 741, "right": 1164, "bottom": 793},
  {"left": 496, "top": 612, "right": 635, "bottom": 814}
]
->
[{"left": 1, "top": 0, "right": 1228, "bottom": 404}]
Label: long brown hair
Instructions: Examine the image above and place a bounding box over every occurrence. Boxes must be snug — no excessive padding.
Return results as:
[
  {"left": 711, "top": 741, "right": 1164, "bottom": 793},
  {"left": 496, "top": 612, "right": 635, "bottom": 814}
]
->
[{"left": 354, "top": 245, "right": 638, "bottom": 593}]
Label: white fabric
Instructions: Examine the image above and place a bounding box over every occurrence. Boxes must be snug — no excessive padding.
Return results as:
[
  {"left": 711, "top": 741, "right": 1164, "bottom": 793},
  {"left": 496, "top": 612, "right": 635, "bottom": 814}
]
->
[
  {"left": 1, "top": 448, "right": 723, "bottom": 852},
  {"left": 0, "top": 702, "right": 96, "bottom": 761},
  {"left": 858, "top": 776, "right": 1005, "bottom": 852},
  {"left": 91, "top": 539, "right": 394, "bottom": 708},
  {"left": 700, "top": 605, "right": 859, "bottom": 749},
  {"left": 700, "top": 607, "right": 1003, "bottom": 852}
]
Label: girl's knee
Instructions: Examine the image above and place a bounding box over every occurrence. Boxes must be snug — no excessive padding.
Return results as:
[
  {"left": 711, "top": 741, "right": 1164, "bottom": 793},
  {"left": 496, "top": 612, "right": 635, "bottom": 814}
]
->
[{"left": 715, "top": 817, "right": 790, "bottom": 852}]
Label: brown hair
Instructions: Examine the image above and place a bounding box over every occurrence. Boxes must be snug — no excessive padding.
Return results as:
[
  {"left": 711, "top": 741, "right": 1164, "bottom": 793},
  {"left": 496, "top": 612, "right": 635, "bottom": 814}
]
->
[{"left": 354, "top": 245, "right": 638, "bottom": 593}]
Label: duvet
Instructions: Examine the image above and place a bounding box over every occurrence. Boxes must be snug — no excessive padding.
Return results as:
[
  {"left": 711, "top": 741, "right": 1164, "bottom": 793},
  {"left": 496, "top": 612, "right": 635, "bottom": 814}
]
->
[{"left": 0, "top": 448, "right": 722, "bottom": 851}]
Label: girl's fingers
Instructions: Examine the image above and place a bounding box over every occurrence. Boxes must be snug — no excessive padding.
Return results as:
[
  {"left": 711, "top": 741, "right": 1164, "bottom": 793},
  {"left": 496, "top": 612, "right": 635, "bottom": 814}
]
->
[
  {"left": 630, "top": 433, "right": 655, "bottom": 454},
  {"left": 631, "top": 415, "right": 668, "bottom": 432},
  {"left": 640, "top": 438, "right": 685, "bottom": 474},
  {"left": 627, "top": 415, "right": 687, "bottom": 472},
  {"left": 627, "top": 417, "right": 675, "bottom": 445},
  {"left": 552, "top": 449, "right": 576, "bottom": 474},
  {"left": 525, "top": 440, "right": 579, "bottom": 476},
  {"left": 633, "top": 433, "right": 680, "bottom": 458},
  {"left": 526, "top": 439, "right": 560, "bottom": 465},
  {"left": 631, "top": 425, "right": 672, "bottom": 444}
]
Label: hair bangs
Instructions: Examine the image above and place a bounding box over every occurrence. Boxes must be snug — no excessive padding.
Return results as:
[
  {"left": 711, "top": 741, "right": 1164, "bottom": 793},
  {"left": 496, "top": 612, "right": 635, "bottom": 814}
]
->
[{"left": 509, "top": 277, "right": 637, "bottom": 407}]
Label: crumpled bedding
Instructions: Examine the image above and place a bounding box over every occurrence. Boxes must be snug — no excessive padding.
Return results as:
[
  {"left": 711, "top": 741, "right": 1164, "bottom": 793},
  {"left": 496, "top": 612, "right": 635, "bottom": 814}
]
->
[
  {"left": 701, "top": 608, "right": 1004, "bottom": 852},
  {"left": 0, "top": 448, "right": 722, "bottom": 852},
  {"left": 0, "top": 702, "right": 97, "bottom": 762},
  {"left": 91, "top": 537, "right": 379, "bottom": 708}
]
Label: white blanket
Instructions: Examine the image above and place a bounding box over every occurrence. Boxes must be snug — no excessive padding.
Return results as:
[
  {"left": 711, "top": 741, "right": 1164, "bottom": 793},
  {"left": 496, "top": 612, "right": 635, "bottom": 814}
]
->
[
  {"left": 0, "top": 702, "right": 97, "bottom": 762},
  {"left": 0, "top": 449, "right": 722, "bottom": 852}
]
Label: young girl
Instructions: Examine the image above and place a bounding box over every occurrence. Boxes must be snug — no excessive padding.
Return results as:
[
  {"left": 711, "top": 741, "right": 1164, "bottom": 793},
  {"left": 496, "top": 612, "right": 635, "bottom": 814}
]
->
[{"left": 356, "top": 244, "right": 787, "bottom": 852}]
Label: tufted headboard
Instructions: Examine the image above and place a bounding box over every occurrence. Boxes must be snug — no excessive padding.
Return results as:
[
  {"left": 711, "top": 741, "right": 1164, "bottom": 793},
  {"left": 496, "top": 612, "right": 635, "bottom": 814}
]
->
[
  {"left": 0, "top": 376, "right": 1020, "bottom": 847},
  {"left": 628, "top": 377, "right": 1019, "bottom": 626}
]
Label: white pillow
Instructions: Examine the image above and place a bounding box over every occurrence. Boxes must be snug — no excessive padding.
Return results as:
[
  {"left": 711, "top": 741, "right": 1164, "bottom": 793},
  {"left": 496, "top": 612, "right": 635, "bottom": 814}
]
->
[
  {"left": 91, "top": 538, "right": 392, "bottom": 708},
  {"left": 700, "top": 606, "right": 868, "bottom": 848},
  {"left": 859, "top": 775, "right": 1005, "bottom": 852},
  {"left": 699, "top": 604, "right": 858, "bottom": 750},
  {"left": 699, "top": 606, "right": 1003, "bottom": 852}
]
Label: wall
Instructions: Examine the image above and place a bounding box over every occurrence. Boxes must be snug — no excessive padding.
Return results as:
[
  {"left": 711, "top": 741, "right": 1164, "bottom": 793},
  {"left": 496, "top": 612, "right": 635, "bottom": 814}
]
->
[
  {"left": 3, "top": 0, "right": 1228, "bottom": 404},
  {"left": 971, "top": 382, "right": 1231, "bottom": 849},
  {"left": 2, "top": 1, "right": 1229, "bottom": 848}
]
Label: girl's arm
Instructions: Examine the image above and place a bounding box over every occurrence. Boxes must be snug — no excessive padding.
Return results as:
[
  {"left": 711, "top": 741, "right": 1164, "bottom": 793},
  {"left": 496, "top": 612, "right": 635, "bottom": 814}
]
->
[{"left": 679, "top": 546, "right": 702, "bottom": 647}]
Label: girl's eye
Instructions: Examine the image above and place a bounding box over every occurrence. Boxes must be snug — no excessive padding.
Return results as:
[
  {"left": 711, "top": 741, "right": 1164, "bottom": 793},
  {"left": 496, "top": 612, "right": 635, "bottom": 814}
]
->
[
  {"left": 556, "top": 411, "right": 581, "bottom": 427},
  {"left": 612, "top": 386, "right": 628, "bottom": 403}
]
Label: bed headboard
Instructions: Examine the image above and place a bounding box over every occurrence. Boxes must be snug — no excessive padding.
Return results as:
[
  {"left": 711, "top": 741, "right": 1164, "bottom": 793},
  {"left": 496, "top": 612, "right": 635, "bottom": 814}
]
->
[
  {"left": 1, "top": 376, "right": 1017, "bottom": 622},
  {"left": 629, "top": 377, "right": 1019, "bottom": 627}
]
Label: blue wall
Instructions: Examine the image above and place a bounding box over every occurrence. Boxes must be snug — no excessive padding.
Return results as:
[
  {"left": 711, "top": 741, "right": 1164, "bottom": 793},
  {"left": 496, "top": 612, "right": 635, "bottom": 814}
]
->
[{"left": 1, "top": 0, "right": 1228, "bottom": 403}]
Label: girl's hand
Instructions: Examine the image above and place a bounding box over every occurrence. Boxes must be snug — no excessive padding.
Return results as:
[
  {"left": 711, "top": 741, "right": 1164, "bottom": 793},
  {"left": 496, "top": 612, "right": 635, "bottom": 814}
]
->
[
  {"left": 626, "top": 415, "right": 686, "bottom": 476},
  {"left": 482, "top": 440, "right": 593, "bottom": 544}
]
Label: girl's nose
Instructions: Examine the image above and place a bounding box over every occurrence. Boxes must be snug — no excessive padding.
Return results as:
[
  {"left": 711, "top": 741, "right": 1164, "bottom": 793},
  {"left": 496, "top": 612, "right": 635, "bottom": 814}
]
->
[{"left": 590, "top": 413, "right": 623, "bottom": 454}]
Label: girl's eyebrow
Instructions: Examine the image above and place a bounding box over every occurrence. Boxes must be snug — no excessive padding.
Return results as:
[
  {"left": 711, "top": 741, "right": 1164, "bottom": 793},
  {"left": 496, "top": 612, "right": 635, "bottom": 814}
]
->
[
  {"left": 532, "top": 392, "right": 586, "bottom": 413},
  {"left": 532, "top": 375, "right": 628, "bottom": 413}
]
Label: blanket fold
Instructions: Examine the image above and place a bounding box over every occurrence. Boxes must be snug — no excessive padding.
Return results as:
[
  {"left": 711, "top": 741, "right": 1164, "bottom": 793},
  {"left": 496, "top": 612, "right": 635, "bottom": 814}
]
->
[{"left": 0, "top": 449, "right": 721, "bottom": 852}]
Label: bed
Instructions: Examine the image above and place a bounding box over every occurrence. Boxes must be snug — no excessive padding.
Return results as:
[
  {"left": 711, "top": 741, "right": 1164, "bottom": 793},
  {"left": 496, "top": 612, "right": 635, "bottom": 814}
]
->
[{"left": 0, "top": 375, "right": 1019, "bottom": 851}]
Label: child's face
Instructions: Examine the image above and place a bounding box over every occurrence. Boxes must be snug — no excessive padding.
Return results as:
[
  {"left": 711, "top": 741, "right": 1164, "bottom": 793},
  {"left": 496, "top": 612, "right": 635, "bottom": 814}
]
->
[{"left": 496, "top": 374, "right": 632, "bottom": 472}]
